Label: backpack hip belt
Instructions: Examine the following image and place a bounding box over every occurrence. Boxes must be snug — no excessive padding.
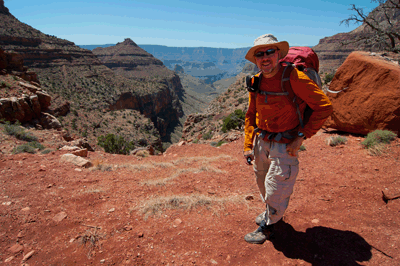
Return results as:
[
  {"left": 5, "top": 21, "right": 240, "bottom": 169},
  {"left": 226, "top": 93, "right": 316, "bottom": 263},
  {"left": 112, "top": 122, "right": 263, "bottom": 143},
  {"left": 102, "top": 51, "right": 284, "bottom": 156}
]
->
[{"left": 254, "top": 128, "right": 296, "bottom": 144}]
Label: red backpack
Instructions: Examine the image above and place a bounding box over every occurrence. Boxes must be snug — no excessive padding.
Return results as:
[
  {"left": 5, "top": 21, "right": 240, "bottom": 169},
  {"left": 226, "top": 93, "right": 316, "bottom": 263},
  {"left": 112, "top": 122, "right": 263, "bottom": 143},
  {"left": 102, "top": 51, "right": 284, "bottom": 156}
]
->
[{"left": 245, "top": 46, "right": 322, "bottom": 128}]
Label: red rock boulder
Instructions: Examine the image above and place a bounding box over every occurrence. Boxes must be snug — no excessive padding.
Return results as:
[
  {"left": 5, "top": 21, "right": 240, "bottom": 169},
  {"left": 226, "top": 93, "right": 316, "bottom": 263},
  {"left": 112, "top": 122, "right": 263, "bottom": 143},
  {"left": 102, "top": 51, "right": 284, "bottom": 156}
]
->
[{"left": 324, "top": 52, "right": 400, "bottom": 136}]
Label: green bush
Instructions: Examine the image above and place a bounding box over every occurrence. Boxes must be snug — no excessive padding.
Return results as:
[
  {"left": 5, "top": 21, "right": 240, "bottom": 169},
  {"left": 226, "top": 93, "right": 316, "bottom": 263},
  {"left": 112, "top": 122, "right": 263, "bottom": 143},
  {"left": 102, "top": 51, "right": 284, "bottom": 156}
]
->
[
  {"left": 221, "top": 109, "right": 245, "bottom": 133},
  {"left": 361, "top": 130, "right": 397, "bottom": 149},
  {"left": 327, "top": 136, "right": 347, "bottom": 146},
  {"left": 238, "top": 97, "right": 246, "bottom": 104},
  {"left": 299, "top": 145, "right": 306, "bottom": 151},
  {"left": 13, "top": 141, "right": 45, "bottom": 154},
  {"left": 3, "top": 121, "right": 38, "bottom": 142},
  {"left": 216, "top": 140, "right": 226, "bottom": 147},
  {"left": 202, "top": 131, "right": 213, "bottom": 140},
  {"left": 97, "top": 134, "right": 135, "bottom": 155},
  {"left": 324, "top": 72, "right": 335, "bottom": 84}
]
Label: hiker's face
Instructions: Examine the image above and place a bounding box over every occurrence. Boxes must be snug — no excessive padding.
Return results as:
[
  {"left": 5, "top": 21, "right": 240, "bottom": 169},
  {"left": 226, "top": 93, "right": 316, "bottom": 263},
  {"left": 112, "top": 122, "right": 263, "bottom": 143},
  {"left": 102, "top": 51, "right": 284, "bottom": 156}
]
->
[{"left": 254, "top": 47, "right": 280, "bottom": 75}]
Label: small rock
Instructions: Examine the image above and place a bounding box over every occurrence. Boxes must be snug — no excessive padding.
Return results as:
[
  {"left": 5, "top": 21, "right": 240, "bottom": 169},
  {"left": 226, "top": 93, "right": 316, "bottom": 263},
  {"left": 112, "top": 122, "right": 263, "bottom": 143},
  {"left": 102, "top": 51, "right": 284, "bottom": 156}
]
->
[
  {"left": 59, "top": 146, "right": 80, "bottom": 151},
  {"left": 74, "top": 168, "right": 82, "bottom": 172},
  {"left": 72, "top": 148, "right": 88, "bottom": 158},
  {"left": 22, "top": 250, "right": 35, "bottom": 262},
  {"left": 2, "top": 201, "right": 12, "bottom": 206},
  {"left": 178, "top": 141, "right": 186, "bottom": 146},
  {"left": 108, "top": 208, "right": 115, "bottom": 213},
  {"left": 8, "top": 244, "right": 24, "bottom": 254},
  {"left": 60, "top": 154, "right": 92, "bottom": 168},
  {"left": 52, "top": 211, "right": 67, "bottom": 222},
  {"left": 21, "top": 207, "right": 30, "bottom": 212},
  {"left": 173, "top": 218, "right": 182, "bottom": 227},
  {"left": 5, "top": 256, "right": 15, "bottom": 262},
  {"left": 100, "top": 259, "right": 106, "bottom": 263},
  {"left": 312, "top": 219, "right": 320, "bottom": 224},
  {"left": 210, "top": 259, "right": 218, "bottom": 264},
  {"left": 138, "top": 232, "right": 144, "bottom": 238},
  {"left": 17, "top": 232, "right": 24, "bottom": 238},
  {"left": 124, "top": 225, "right": 133, "bottom": 231}
]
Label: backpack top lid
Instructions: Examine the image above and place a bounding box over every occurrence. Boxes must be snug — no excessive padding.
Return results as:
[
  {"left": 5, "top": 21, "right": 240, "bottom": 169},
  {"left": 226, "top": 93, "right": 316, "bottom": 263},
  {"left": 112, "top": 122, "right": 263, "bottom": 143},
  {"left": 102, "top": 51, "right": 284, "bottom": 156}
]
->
[{"left": 279, "top": 46, "right": 319, "bottom": 73}]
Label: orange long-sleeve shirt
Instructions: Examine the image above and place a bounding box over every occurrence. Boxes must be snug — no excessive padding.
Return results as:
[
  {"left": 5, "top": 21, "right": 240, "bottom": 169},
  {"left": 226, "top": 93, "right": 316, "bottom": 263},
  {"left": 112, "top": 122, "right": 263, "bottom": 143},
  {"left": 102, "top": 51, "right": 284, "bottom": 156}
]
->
[{"left": 244, "top": 67, "right": 333, "bottom": 151}]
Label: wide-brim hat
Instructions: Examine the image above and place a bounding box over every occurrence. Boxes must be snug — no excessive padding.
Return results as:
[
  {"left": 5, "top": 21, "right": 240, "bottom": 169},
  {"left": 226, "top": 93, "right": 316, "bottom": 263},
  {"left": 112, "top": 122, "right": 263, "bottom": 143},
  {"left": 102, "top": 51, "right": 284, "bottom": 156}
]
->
[{"left": 245, "top": 34, "right": 289, "bottom": 64}]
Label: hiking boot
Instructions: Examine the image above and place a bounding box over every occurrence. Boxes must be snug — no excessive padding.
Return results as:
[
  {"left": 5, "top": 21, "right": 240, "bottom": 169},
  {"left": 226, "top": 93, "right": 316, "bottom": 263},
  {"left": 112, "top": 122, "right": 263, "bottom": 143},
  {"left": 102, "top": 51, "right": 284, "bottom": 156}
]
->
[
  {"left": 255, "top": 211, "right": 266, "bottom": 225},
  {"left": 244, "top": 220, "right": 274, "bottom": 244}
]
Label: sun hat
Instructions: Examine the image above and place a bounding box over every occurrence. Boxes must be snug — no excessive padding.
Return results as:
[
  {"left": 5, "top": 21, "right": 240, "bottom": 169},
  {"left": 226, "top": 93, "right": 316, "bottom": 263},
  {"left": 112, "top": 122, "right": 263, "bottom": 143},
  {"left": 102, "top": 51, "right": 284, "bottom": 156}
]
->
[{"left": 245, "top": 34, "right": 289, "bottom": 64}]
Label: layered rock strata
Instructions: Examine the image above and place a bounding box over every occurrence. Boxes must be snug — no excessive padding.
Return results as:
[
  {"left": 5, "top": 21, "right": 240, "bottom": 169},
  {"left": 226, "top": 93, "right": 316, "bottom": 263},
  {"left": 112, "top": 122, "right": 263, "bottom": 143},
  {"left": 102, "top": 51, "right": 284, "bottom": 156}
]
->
[{"left": 93, "top": 39, "right": 184, "bottom": 138}]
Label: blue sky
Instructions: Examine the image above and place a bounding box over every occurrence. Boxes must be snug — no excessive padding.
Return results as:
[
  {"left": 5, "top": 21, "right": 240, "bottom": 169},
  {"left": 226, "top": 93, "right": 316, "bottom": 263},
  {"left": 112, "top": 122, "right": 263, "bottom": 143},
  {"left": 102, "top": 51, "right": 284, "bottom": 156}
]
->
[{"left": 4, "top": 0, "right": 379, "bottom": 48}]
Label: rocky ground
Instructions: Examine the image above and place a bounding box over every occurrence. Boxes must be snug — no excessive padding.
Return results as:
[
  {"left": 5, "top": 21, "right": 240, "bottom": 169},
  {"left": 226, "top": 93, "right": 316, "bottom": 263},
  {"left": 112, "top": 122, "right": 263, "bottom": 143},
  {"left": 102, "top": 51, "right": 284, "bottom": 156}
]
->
[{"left": 0, "top": 126, "right": 399, "bottom": 265}]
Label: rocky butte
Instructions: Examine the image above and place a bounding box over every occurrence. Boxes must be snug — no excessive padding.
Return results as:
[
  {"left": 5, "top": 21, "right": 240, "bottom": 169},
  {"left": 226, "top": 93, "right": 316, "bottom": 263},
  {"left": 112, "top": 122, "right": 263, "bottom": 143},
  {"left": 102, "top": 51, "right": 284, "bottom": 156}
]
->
[
  {"left": 92, "top": 39, "right": 184, "bottom": 139},
  {"left": 0, "top": 0, "right": 185, "bottom": 147}
]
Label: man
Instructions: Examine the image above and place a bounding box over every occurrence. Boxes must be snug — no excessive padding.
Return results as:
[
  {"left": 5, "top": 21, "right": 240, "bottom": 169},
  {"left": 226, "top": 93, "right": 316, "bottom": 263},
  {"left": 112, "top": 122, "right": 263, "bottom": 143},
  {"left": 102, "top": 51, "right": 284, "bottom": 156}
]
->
[{"left": 243, "top": 34, "right": 333, "bottom": 244}]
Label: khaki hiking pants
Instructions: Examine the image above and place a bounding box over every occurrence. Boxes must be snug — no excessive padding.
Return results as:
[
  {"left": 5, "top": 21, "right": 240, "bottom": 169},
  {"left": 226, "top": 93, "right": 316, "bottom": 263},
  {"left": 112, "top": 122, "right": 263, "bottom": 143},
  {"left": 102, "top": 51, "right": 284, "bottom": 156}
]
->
[{"left": 253, "top": 136, "right": 299, "bottom": 226}]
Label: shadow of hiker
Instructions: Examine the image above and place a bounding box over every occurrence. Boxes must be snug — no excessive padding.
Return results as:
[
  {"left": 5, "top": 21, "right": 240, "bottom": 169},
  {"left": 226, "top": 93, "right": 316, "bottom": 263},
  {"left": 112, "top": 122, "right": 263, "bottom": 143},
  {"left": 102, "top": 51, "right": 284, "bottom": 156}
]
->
[{"left": 271, "top": 221, "right": 372, "bottom": 266}]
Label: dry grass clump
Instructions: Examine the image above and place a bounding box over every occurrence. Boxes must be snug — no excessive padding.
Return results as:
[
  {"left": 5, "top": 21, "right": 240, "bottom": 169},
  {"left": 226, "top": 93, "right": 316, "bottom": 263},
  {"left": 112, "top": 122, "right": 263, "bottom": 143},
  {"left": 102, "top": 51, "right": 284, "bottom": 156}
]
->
[
  {"left": 90, "top": 160, "right": 113, "bottom": 171},
  {"left": 367, "top": 143, "right": 390, "bottom": 156},
  {"left": 138, "top": 194, "right": 243, "bottom": 219},
  {"left": 116, "top": 162, "right": 156, "bottom": 172},
  {"left": 141, "top": 168, "right": 194, "bottom": 186},
  {"left": 80, "top": 228, "right": 104, "bottom": 258},
  {"left": 326, "top": 135, "right": 347, "bottom": 147},
  {"left": 172, "top": 155, "right": 235, "bottom": 165},
  {"left": 361, "top": 130, "right": 397, "bottom": 156},
  {"left": 141, "top": 165, "right": 226, "bottom": 186}
]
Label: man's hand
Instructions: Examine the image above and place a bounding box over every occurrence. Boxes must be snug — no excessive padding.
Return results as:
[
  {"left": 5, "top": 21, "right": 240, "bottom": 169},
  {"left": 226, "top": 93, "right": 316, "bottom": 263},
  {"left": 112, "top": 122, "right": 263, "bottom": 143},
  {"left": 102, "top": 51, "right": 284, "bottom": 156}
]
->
[
  {"left": 243, "top": 150, "right": 254, "bottom": 165},
  {"left": 286, "top": 137, "right": 304, "bottom": 157}
]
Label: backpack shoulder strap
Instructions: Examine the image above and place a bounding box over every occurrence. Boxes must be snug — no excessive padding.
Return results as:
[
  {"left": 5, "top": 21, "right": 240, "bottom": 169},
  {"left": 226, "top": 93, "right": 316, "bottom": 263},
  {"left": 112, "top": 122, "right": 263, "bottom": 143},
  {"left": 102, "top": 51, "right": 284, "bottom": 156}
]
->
[
  {"left": 280, "top": 63, "right": 305, "bottom": 128},
  {"left": 280, "top": 63, "right": 296, "bottom": 102}
]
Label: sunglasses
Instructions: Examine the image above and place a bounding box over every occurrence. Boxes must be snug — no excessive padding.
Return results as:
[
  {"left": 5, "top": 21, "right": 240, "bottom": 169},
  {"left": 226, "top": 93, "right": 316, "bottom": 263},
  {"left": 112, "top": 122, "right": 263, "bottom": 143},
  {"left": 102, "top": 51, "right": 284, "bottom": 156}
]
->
[{"left": 254, "top": 49, "right": 278, "bottom": 58}]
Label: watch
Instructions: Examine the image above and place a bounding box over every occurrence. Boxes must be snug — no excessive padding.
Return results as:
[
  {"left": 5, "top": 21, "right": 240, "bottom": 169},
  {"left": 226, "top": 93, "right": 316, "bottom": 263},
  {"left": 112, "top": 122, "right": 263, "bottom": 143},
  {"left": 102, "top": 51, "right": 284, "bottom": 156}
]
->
[{"left": 298, "top": 131, "right": 306, "bottom": 139}]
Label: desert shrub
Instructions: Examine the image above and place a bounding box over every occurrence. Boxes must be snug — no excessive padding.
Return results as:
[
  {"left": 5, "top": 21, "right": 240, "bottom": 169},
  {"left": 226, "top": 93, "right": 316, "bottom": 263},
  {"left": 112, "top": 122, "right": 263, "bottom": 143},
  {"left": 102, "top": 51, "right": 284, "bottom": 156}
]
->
[
  {"left": 324, "top": 72, "right": 335, "bottom": 84},
  {"left": 13, "top": 141, "right": 45, "bottom": 154},
  {"left": 0, "top": 81, "right": 11, "bottom": 88},
  {"left": 216, "top": 140, "right": 226, "bottom": 147},
  {"left": 221, "top": 109, "right": 245, "bottom": 133},
  {"left": 97, "top": 134, "right": 135, "bottom": 155},
  {"left": 138, "top": 138, "right": 148, "bottom": 147},
  {"left": 299, "top": 145, "right": 306, "bottom": 151},
  {"left": 327, "top": 136, "right": 347, "bottom": 146},
  {"left": 41, "top": 149, "right": 53, "bottom": 154},
  {"left": 361, "top": 130, "right": 397, "bottom": 149},
  {"left": 3, "top": 121, "right": 38, "bottom": 142},
  {"left": 238, "top": 97, "right": 246, "bottom": 104},
  {"left": 202, "top": 131, "right": 213, "bottom": 140}
]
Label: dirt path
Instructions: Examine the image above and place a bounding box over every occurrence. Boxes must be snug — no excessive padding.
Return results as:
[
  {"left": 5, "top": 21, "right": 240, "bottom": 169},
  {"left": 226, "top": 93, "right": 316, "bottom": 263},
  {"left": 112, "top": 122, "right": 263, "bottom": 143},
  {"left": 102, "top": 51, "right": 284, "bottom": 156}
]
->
[{"left": 1, "top": 130, "right": 399, "bottom": 265}]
